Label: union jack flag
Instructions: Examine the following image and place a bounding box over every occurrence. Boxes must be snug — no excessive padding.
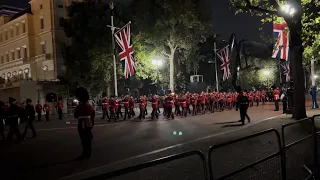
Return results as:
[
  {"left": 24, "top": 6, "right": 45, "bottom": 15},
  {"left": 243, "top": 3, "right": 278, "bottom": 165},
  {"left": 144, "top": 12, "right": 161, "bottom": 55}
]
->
[
  {"left": 282, "top": 62, "right": 290, "bottom": 82},
  {"left": 272, "top": 20, "right": 289, "bottom": 61},
  {"left": 216, "top": 46, "right": 231, "bottom": 81},
  {"left": 114, "top": 23, "right": 136, "bottom": 78}
]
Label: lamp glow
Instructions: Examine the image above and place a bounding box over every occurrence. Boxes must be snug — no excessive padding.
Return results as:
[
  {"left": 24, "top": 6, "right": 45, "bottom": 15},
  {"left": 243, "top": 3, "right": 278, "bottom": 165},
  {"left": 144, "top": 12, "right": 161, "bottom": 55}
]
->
[{"left": 264, "top": 70, "right": 270, "bottom": 76}]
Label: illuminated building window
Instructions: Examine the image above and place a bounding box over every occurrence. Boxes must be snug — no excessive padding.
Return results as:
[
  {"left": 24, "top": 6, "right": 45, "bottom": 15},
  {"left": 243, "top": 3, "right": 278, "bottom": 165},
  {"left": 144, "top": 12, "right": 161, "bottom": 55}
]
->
[{"left": 40, "top": 18, "right": 44, "bottom": 29}]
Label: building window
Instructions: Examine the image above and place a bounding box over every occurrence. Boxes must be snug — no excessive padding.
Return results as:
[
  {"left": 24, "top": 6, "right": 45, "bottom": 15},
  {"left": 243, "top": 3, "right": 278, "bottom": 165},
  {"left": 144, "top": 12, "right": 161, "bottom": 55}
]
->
[
  {"left": 0, "top": 33, "right": 2, "bottom": 42},
  {"left": 11, "top": 51, "right": 15, "bottom": 61},
  {"left": 40, "top": 4, "right": 43, "bottom": 9},
  {"left": 59, "top": 17, "right": 65, "bottom": 27},
  {"left": 10, "top": 28, "right": 13, "bottom": 38},
  {"left": 41, "top": 43, "right": 46, "bottom": 54},
  {"left": 0, "top": 55, "right": 3, "bottom": 64},
  {"left": 23, "top": 47, "right": 28, "bottom": 58},
  {"left": 57, "top": 5, "right": 63, "bottom": 8},
  {"left": 22, "top": 22, "right": 26, "bottom": 33},
  {"left": 17, "top": 49, "right": 21, "bottom": 59},
  {"left": 6, "top": 53, "right": 9, "bottom": 62},
  {"left": 16, "top": 25, "right": 19, "bottom": 36},
  {"left": 5, "top": 31, "right": 8, "bottom": 40},
  {"left": 40, "top": 18, "right": 44, "bottom": 29}
]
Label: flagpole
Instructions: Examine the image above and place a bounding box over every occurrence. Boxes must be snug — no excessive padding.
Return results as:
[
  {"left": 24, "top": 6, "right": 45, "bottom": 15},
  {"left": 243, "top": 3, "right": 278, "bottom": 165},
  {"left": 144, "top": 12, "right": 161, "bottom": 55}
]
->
[
  {"left": 214, "top": 37, "right": 219, "bottom": 91},
  {"left": 109, "top": 1, "right": 118, "bottom": 97}
]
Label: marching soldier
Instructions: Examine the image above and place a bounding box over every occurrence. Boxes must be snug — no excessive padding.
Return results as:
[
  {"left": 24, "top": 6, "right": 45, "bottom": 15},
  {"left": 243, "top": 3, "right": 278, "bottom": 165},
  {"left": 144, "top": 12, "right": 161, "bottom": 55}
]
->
[
  {"left": 273, "top": 87, "right": 280, "bottom": 111},
  {"left": 138, "top": 96, "right": 146, "bottom": 120},
  {"left": 151, "top": 95, "right": 159, "bottom": 119},
  {"left": 108, "top": 96, "right": 117, "bottom": 122},
  {"left": 101, "top": 93, "right": 109, "bottom": 120},
  {"left": 23, "top": 98, "right": 37, "bottom": 138},
  {"left": 55, "top": 98, "right": 63, "bottom": 120},
  {"left": 129, "top": 96, "right": 135, "bottom": 118},
  {"left": 122, "top": 96, "right": 130, "bottom": 120},
  {"left": 6, "top": 97, "right": 23, "bottom": 142},
  {"left": 0, "top": 101, "right": 5, "bottom": 142},
  {"left": 43, "top": 101, "right": 50, "bottom": 121},
  {"left": 35, "top": 101, "right": 43, "bottom": 121},
  {"left": 74, "top": 87, "right": 95, "bottom": 160}
]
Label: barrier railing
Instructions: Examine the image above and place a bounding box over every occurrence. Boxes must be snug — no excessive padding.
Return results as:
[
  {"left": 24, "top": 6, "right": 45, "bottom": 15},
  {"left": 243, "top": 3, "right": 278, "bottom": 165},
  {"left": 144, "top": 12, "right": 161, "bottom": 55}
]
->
[
  {"left": 83, "top": 150, "right": 209, "bottom": 180},
  {"left": 208, "top": 128, "right": 283, "bottom": 180},
  {"left": 66, "top": 115, "right": 320, "bottom": 180},
  {"left": 281, "top": 118, "right": 315, "bottom": 180}
]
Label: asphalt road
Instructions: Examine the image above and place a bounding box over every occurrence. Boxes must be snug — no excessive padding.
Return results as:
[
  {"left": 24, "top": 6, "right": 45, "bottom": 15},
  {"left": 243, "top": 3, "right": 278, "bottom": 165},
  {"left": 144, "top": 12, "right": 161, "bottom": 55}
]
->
[{"left": 0, "top": 103, "right": 318, "bottom": 180}]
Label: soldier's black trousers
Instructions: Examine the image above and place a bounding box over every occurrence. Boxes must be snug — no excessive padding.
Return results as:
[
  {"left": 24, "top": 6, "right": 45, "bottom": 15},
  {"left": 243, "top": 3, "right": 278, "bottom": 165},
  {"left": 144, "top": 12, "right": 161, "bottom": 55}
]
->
[
  {"left": 0, "top": 118, "right": 4, "bottom": 141},
  {"left": 78, "top": 128, "right": 92, "bottom": 158},
  {"left": 37, "top": 111, "right": 42, "bottom": 121},
  {"left": 23, "top": 119, "right": 37, "bottom": 137},
  {"left": 240, "top": 107, "right": 250, "bottom": 123},
  {"left": 6, "top": 118, "right": 22, "bottom": 141},
  {"left": 274, "top": 100, "right": 279, "bottom": 111},
  {"left": 58, "top": 108, "right": 63, "bottom": 120}
]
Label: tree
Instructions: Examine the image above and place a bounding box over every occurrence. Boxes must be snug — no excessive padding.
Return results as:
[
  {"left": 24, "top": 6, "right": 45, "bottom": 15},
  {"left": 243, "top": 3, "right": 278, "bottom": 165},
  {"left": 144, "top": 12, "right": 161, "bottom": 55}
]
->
[
  {"left": 230, "top": 0, "right": 320, "bottom": 119},
  {"left": 130, "top": 0, "right": 212, "bottom": 92}
]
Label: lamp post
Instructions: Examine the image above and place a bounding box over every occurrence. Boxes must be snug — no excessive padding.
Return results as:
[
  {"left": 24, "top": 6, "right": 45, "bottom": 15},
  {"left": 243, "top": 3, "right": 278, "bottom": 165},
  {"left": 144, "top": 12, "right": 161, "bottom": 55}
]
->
[
  {"left": 152, "top": 58, "right": 164, "bottom": 90},
  {"left": 109, "top": 1, "right": 118, "bottom": 97},
  {"left": 264, "top": 70, "right": 270, "bottom": 88},
  {"left": 213, "top": 35, "right": 219, "bottom": 91}
]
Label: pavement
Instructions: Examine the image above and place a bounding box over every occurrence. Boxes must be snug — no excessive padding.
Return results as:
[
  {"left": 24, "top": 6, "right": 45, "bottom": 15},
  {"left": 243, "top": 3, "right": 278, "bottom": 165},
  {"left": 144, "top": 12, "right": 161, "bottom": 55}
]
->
[{"left": 0, "top": 102, "right": 319, "bottom": 180}]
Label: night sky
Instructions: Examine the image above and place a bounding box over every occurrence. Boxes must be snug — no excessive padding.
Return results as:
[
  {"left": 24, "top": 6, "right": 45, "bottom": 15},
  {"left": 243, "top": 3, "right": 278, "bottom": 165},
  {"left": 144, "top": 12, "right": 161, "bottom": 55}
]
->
[{"left": 4, "top": 0, "right": 272, "bottom": 43}]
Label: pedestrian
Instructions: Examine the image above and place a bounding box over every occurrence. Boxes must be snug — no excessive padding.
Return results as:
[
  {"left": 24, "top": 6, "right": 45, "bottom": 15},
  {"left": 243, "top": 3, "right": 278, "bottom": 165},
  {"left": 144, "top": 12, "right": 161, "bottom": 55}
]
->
[
  {"left": 74, "top": 87, "right": 95, "bottom": 160},
  {"left": 6, "top": 97, "right": 23, "bottom": 142},
  {"left": 273, "top": 87, "right": 280, "bottom": 111},
  {"left": 237, "top": 91, "right": 251, "bottom": 125},
  {"left": 23, "top": 98, "right": 37, "bottom": 138},
  {"left": 43, "top": 101, "right": 50, "bottom": 121},
  {"left": 0, "top": 101, "right": 5, "bottom": 142},
  {"left": 35, "top": 101, "right": 42, "bottom": 121},
  {"left": 55, "top": 98, "right": 63, "bottom": 120},
  {"left": 281, "top": 91, "right": 287, "bottom": 114}
]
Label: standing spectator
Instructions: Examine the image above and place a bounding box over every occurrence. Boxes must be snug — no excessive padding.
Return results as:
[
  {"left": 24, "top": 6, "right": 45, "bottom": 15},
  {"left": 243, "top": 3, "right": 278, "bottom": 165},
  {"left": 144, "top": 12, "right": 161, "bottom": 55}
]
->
[{"left": 35, "top": 101, "right": 42, "bottom": 121}]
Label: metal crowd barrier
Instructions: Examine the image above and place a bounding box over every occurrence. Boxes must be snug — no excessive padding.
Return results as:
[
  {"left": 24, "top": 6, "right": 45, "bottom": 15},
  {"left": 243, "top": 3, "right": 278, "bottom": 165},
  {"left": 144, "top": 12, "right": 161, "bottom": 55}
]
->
[
  {"left": 281, "top": 118, "right": 316, "bottom": 180},
  {"left": 83, "top": 150, "right": 209, "bottom": 180},
  {"left": 208, "top": 128, "right": 283, "bottom": 180},
  {"left": 73, "top": 115, "right": 320, "bottom": 180}
]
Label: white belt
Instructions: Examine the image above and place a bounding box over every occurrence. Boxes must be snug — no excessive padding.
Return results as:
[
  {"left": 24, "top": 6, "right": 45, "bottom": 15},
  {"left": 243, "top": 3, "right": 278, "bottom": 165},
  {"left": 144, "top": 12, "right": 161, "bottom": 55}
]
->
[{"left": 78, "top": 116, "right": 91, "bottom": 119}]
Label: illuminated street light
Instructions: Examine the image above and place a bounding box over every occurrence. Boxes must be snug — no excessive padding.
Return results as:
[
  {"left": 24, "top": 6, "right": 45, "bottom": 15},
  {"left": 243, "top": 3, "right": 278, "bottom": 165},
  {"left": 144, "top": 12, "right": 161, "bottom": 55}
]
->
[
  {"left": 152, "top": 58, "right": 163, "bottom": 67},
  {"left": 314, "top": 75, "right": 318, "bottom": 79},
  {"left": 264, "top": 70, "right": 270, "bottom": 76},
  {"left": 237, "top": 66, "right": 240, "bottom": 71},
  {"left": 281, "top": 4, "right": 295, "bottom": 16}
]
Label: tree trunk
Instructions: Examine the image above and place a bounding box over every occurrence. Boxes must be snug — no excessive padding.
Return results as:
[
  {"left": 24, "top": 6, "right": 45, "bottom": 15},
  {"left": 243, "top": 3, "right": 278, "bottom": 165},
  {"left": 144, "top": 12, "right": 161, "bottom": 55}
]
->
[
  {"left": 289, "top": 19, "right": 307, "bottom": 119},
  {"left": 169, "top": 50, "right": 175, "bottom": 92}
]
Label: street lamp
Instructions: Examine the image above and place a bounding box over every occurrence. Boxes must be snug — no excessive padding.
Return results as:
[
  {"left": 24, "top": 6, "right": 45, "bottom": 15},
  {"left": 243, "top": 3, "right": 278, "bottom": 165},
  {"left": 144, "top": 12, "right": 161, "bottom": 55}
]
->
[
  {"left": 152, "top": 58, "right": 164, "bottom": 90},
  {"left": 264, "top": 70, "right": 270, "bottom": 88},
  {"left": 281, "top": 4, "right": 295, "bottom": 16},
  {"left": 314, "top": 75, "right": 318, "bottom": 79}
]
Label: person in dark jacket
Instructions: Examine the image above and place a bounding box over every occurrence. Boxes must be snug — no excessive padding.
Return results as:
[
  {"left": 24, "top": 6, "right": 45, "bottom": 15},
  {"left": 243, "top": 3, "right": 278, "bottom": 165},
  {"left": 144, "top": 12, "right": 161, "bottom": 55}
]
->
[
  {"left": 0, "top": 101, "right": 5, "bottom": 142},
  {"left": 23, "top": 98, "right": 37, "bottom": 138},
  {"left": 237, "top": 91, "right": 251, "bottom": 125},
  {"left": 6, "top": 97, "right": 23, "bottom": 142}
]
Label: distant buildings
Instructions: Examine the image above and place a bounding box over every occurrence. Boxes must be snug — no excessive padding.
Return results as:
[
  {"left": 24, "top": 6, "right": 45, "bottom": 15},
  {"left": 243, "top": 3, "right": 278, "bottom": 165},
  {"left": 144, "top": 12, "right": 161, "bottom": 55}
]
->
[{"left": 0, "top": 0, "right": 75, "bottom": 103}]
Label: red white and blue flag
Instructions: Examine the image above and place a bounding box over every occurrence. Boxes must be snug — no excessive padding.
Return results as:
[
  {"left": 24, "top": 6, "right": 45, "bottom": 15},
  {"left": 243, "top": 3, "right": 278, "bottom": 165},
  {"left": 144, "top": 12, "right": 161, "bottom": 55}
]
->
[
  {"left": 272, "top": 20, "right": 289, "bottom": 61},
  {"left": 282, "top": 62, "right": 290, "bottom": 82},
  {"left": 114, "top": 23, "right": 136, "bottom": 78},
  {"left": 216, "top": 46, "right": 231, "bottom": 81}
]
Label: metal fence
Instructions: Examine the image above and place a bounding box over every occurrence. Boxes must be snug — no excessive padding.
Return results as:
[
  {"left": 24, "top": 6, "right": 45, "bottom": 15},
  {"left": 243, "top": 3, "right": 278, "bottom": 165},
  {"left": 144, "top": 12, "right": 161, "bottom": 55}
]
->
[{"left": 75, "top": 116, "right": 320, "bottom": 180}]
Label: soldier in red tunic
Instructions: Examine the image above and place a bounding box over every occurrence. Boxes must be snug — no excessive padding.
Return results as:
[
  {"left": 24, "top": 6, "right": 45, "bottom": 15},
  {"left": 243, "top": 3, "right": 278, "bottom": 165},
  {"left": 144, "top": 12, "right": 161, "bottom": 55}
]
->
[
  {"left": 43, "top": 100, "right": 50, "bottom": 121},
  {"left": 101, "top": 93, "right": 109, "bottom": 120},
  {"left": 167, "top": 93, "right": 174, "bottom": 120},
  {"left": 35, "top": 101, "right": 43, "bottom": 121},
  {"left": 55, "top": 98, "right": 63, "bottom": 120},
  {"left": 273, "top": 88, "right": 280, "bottom": 111},
  {"left": 116, "top": 97, "right": 123, "bottom": 119},
  {"left": 191, "top": 94, "right": 198, "bottom": 116},
  {"left": 122, "top": 96, "right": 130, "bottom": 120},
  {"left": 151, "top": 95, "right": 159, "bottom": 119},
  {"left": 138, "top": 96, "right": 146, "bottom": 120},
  {"left": 74, "top": 87, "right": 95, "bottom": 160},
  {"left": 108, "top": 96, "right": 117, "bottom": 122},
  {"left": 180, "top": 95, "right": 187, "bottom": 117},
  {"left": 129, "top": 96, "right": 135, "bottom": 118}
]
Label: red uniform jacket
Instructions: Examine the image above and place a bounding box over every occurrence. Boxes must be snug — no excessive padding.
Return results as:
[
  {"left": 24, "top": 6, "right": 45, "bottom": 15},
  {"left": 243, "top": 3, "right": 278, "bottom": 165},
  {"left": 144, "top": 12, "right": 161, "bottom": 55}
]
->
[
  {"left": 139, "top": 98, "right": 145, "bottom": 109},
  {"left": 44, "top": 103, "right": 50, "bottom": 112},
  {"left": 109, "top": 99, "right": 116, "bottom": 112},
  {"left": 129, "top": 98, "right": 135, "bottom": 108},
  {"left": 74, "top": 103, "right": 95, "bottom": 129},
  {"left": 35, "top": 104, "right": 42, "bottom": 112},
  {"left": 273, "top": 89, "right": 280, "bottom": 100},
  {"left": 102, "top": 98, "right": 109, "bottom": 109},
  {"left": 151, "top": 97, "right": 159, "bottom": 109},
  {"left": 55, "top": 101, "right": 63, "bottom": 109},
  {"left": 180, "top": 98, "right": 187, "bottom": 108},
  {"left": 123, "top": 97, "right": 130, "bottom": 109}
]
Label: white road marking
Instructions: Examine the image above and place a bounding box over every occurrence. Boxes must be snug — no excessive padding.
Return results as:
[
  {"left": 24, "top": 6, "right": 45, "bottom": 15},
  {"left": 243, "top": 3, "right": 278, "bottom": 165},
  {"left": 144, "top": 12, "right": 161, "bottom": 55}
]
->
[{"left": 60, "top": 114, "right": 284, "bottom": 180}]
